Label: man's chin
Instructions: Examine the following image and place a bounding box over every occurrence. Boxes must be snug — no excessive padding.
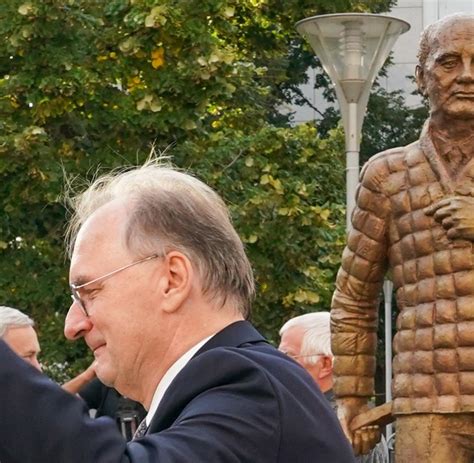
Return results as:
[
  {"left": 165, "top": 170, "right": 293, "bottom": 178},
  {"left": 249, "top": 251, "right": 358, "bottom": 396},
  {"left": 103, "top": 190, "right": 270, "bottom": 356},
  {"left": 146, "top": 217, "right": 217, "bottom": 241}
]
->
[
  {"left": 94, "top": 364, "right": 116, "bottom": 388},
  {"left": 443, "top": 104, "right": 474, "bottom": 120}
]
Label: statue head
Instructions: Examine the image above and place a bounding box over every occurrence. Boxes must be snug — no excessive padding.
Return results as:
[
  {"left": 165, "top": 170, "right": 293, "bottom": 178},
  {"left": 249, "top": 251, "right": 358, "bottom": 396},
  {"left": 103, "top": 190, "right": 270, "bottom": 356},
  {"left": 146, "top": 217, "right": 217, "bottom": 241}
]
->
[{"left": 415, "top": 13, "right": 474, "bottom": 121}]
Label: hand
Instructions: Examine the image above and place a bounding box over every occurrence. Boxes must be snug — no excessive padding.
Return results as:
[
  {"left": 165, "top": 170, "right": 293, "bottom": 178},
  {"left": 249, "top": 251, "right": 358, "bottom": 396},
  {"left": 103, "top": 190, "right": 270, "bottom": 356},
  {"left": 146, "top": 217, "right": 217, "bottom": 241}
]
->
[
  {"left": 353, "top": 425, "right": 381, "bottom": 456},
  {"left": 425, "top": 196, "right": 474, "bottom": 241},
  {"left": 336, "top": 397, "right": 381, "bottom": 456},
  {"left": 82, "top": 361, "right": 97, "bottom": 382},
  {"left": 62, "top": 361, "right": 97, "bottom": 394}
]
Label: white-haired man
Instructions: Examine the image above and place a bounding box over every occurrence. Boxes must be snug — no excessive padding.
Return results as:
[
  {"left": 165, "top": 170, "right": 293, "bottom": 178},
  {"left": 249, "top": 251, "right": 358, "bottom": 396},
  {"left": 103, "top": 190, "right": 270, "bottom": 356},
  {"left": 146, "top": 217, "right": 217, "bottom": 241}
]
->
[
  {"left": 0, "top": 306, "right": 97, "bottom": 391},
  {"left": 0, "top": 163, "right": 355, "bottom": 463},
  {"left": 279, "top": 312, "right": 388, "bottom": 463},
  {"left": 279, "top": 312, "right": 333, "bottom": 396},
  {"left": 0, "top": 306, "right": 41, "bottom": 371}
]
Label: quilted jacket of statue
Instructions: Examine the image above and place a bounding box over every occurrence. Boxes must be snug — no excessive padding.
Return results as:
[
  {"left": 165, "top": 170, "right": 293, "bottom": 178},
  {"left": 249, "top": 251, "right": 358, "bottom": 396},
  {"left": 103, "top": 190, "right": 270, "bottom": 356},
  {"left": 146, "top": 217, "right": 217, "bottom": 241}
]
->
[{"left": 331, "top": 122, "right": 474, "bottom": 415}]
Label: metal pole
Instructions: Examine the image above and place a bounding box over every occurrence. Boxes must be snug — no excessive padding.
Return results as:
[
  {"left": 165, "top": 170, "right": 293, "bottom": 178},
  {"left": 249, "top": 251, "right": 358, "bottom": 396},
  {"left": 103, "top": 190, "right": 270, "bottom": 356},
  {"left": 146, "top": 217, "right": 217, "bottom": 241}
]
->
[
  {"left": 383, "top": 279, "right": 394, "bottom": 443},
  {"left": 345, "top": 101, "right": 360, "bottom": 230}
]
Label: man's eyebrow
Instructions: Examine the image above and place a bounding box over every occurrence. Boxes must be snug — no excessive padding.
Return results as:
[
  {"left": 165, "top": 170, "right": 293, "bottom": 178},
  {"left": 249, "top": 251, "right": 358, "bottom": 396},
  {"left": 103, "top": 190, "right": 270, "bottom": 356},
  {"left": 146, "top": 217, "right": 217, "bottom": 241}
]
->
[
  {"left": 70, "top": 275, "right": 95, "bottom": 287},
  {"left": 70, "top": 277, "right": 87, "bottom": 286},
  {"left": 435, "top": 52, "right": 460, "bottom": 61},
  {"left": 23, "top": 349, "right": 39, "bottom": 356}
]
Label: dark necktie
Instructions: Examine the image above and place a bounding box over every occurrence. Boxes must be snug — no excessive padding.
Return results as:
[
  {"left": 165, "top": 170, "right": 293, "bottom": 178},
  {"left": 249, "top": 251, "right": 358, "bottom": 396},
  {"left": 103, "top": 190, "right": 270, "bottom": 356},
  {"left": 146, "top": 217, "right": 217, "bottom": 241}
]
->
[{"left": 133, "top": 418, "right": 148, "bottom": 440}]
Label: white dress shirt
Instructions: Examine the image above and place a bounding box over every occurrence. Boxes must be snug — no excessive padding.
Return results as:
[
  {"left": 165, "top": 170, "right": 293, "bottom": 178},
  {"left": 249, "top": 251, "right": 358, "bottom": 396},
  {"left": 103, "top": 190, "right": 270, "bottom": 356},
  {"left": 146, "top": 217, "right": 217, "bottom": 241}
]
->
[{"left": 145, "top": 335, "right": 213, "bottom": 426}]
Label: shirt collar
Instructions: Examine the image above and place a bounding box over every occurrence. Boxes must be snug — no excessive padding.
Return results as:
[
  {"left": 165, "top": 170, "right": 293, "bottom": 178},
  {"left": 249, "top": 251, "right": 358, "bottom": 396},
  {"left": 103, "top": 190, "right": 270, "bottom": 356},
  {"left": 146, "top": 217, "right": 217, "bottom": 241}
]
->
[
  {"left": 145, "top": 335, "right": 214, "bottom": 426},
  {"left": 429, "top": 123, "right": 474, "bottom": 159}
]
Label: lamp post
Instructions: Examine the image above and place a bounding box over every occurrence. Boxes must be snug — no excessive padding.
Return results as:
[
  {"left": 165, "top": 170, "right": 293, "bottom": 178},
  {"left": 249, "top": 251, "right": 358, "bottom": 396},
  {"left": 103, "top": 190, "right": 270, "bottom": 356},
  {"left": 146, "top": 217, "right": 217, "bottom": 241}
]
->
[
  {"left": 296, "top": 13, "right": 409, "bottom": 229},
  {"left": 296, "top": 13, "right": 410, "bottom": 445}
]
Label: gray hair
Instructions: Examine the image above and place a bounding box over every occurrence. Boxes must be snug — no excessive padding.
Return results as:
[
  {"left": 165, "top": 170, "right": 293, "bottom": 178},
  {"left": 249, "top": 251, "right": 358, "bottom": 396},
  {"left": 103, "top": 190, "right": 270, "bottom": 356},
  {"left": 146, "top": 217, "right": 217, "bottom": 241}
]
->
[
  {"left": 417, "top": 13, "right": 474, "bottom": 68},
  {"left": 0, "top": 306, "right": 35, "bottom": 338},
  {"left": 279, "top": 312, "right": 333, "bottom": 365},
  {"left": 66, "top": 161, "right": 255, "bottom": 317}
]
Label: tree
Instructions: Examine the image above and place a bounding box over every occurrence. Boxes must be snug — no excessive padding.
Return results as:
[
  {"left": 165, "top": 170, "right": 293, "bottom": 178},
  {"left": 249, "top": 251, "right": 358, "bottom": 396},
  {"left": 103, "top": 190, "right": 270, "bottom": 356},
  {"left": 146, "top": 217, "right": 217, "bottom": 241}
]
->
[{"left": 0, "top": 0, "right": 395, "bottom": 378}]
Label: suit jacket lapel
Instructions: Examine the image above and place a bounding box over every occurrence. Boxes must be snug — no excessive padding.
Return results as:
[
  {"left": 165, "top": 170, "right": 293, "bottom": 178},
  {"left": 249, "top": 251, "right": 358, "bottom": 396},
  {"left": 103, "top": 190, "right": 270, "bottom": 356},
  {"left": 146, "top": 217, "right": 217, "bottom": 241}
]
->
[{"left": 147, "top": 321, "right": 269, "bottom": 433}]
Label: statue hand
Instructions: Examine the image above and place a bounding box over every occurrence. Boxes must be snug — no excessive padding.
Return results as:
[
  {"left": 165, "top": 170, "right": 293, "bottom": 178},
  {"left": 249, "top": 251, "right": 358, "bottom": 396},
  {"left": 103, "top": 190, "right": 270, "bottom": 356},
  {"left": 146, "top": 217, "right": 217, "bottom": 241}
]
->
[
  {"left": 336, "top": 397, "right": 381, "bottom": 456},
  {"left": 425, "top": 196, "right": 474, "bottom": 241},
  {"left": 353, "top": 425, "right": 381, "bottom": 456}
]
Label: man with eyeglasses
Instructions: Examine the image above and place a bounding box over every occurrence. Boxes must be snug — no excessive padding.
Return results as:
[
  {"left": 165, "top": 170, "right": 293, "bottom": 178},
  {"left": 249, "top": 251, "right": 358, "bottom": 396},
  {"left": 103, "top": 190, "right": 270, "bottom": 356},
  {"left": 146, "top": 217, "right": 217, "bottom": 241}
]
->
[
  {"left": 0, "top": 163, "right": 354, "bottom": 462},
  {"left": 279, "top": 312, "right": 389, "bottom": 463}
]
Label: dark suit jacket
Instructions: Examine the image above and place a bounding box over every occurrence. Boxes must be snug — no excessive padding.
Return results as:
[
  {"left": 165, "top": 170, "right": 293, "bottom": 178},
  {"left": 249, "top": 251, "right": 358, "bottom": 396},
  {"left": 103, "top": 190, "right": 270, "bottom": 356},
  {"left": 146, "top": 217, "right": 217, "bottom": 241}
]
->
[{"left": 0, "top": 321, "right": 355, "bottom": 462}]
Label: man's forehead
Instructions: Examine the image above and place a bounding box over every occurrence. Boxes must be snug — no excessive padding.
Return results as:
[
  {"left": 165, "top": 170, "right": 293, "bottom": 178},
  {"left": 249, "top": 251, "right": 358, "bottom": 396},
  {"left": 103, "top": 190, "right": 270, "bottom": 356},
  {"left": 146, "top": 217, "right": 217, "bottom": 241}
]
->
[
  {"left": 70, "top": 200, "right": 131, "bottom": 276},
  {"left": 430, "top": 19, "right": 474, "bottom": 53},
  {"left": 4, "top": 326, "right": 39, "bottom": 349},
  {"left": 281, "top": 325, "right": 305, "bottom": 347},
  {"left": 73, "top": 200, "right": 129, "bottom": 253}
]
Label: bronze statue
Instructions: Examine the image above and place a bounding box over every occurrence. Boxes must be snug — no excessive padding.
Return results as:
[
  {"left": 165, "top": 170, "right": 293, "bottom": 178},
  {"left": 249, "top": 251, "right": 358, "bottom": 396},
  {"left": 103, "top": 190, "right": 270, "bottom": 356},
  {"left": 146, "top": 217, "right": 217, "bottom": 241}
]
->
[{"left": 330, "top": 13, "right": 474, "bottom": 463}]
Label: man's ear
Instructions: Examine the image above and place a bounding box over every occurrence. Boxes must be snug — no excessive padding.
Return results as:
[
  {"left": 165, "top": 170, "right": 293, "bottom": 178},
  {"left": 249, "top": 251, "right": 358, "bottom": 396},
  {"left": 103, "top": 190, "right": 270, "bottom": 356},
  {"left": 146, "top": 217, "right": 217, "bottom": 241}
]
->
[
  {"left": 160, "top": 251, "right": 193, "bottom": 313},
  {"left": 318, "top": 355, "right": 333, "bottom": 379},
  {"left": 415, "top": 65, "right": 426, "bottom": 96}
]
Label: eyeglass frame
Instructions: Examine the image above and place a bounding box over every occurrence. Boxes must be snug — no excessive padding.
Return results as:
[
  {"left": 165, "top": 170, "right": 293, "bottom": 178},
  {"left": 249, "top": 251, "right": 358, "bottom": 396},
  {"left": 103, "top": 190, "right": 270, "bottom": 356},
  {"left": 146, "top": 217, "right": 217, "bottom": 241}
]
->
[
  {"left": 280, "top": 351, "right": 325, "bottom": 361},
  {"left": 70, "top": 253, "right": 160, "bottom": 317}
]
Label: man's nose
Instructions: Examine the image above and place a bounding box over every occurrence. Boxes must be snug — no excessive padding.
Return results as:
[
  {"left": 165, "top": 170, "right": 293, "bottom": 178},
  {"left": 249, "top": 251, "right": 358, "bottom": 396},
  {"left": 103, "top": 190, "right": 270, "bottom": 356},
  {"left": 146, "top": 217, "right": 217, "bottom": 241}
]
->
[
  {"left": 64, "top": 301, "right": 93, "bottom": 340},
  {"left": 457, "top": 57, "right": 474, "bottom": 82},
  {"left": 30, "top": 356, "right": 42, "bottom": 372}
]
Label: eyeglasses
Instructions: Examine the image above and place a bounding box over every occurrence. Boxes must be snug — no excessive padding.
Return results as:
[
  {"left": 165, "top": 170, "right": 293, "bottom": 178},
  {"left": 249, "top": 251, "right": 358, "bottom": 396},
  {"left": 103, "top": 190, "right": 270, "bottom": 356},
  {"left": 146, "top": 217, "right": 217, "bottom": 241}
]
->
[
  {"left": 70, "top": 254, "right": 160, "bottom": 317},
  {"left": 281, "top": 351, "right": 323, "bottom": 361}
]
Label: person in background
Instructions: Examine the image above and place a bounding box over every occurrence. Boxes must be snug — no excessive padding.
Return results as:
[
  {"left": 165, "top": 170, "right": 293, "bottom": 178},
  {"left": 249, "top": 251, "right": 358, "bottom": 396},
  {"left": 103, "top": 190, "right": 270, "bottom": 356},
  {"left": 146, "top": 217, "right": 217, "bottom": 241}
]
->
[
  {"left": 0, "top": 306, "right": 41, "bottom": 371},
  {"left": 279, "top": 312, "right": 389, "bottom": 462}
]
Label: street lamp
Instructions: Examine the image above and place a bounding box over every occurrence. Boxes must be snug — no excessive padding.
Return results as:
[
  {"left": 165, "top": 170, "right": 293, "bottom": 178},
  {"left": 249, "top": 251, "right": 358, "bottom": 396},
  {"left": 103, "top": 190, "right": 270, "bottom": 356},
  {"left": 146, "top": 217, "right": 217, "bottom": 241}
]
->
[
  {"left": 296, "top": 13, "right": 410, "bottom": 445},
  {"left": 296, "top": 13, "right": 409, "bottom": 229}
]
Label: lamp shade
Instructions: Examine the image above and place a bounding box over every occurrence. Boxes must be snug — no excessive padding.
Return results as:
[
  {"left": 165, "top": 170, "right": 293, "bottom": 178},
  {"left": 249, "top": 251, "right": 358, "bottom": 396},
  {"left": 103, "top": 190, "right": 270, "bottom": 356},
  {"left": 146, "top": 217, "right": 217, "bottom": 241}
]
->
[{"left": 296, "top": 13, "right": 410, "bottom": 103}]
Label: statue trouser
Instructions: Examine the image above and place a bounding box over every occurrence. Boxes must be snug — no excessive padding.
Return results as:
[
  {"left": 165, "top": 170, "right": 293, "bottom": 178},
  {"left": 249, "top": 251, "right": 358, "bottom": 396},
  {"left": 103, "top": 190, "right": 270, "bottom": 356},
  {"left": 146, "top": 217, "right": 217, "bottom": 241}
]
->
[{"left": 395, "top": 413, "right": 474, "bottom": 463}]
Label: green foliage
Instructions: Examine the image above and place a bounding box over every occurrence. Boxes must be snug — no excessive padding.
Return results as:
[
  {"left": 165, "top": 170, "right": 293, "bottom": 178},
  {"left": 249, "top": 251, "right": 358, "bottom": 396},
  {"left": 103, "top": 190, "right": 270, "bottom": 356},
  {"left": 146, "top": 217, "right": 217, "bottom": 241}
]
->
[
  {"left": 0, "top": 0, "right": 393, "bottom": 379},
  {"left": 360, "top": 86, "right": 429, "bottom": 163}
]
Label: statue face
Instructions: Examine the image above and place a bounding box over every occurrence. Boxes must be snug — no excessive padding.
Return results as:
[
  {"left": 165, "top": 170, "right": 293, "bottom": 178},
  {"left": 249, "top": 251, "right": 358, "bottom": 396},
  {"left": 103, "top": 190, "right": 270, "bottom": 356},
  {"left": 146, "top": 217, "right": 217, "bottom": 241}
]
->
[{"left": 419, "top": 18, "right": 474, "bottom": 120}]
